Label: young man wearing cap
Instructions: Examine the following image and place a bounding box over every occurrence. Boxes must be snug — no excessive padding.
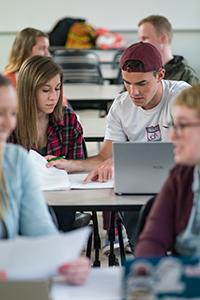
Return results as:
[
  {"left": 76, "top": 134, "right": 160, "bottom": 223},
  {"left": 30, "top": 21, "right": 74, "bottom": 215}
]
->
[
  {"left": 46, "top": 42, "right": 190, "bottom": 250},
  {"left": 138, "top": 15, "right": 199, "bottom": 85}
]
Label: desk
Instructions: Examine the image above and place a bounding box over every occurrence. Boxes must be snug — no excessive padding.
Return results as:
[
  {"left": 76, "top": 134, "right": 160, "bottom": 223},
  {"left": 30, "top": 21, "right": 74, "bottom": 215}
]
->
[
  {"left": 64, "top": 84, "right": 122, "bottom": 114},
  {"left": 44, "top": 189, "right": 148, "bottom": 211},
  {"left": 64, "top": 84, "right": 123, "bottom": 102},
  {"left": 44, "top": 189, "right": 149, "bottom": 266},
  {"left": 52, "top": 267, "right": 122, "bottom": 300},
  {"left": 80, "top": 117, "right": 106, "bottom": 142}
]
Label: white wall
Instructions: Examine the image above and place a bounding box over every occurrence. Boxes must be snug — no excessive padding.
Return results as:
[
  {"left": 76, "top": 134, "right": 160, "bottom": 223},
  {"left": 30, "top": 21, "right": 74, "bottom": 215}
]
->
[
  {"left": 1, "top": 0, "right": 200, "bottom": 77},
  {"left": 1, "top": 0, "right": 200, "bottom": 31}
]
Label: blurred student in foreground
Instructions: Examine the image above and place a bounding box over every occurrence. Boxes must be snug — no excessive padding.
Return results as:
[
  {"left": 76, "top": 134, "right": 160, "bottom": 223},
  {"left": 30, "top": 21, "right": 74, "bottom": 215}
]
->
[
  {"left": 0, "top": 74, "right": 90, "bottom": 284},
  {"left": 135, "top": 84, "right": 200, "bottom": 257}
]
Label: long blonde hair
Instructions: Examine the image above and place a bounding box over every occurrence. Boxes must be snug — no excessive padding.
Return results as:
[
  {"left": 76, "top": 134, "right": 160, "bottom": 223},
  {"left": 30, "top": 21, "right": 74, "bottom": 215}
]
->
[
  {"left": 0, "top": 75, "right": 12, "bottom": 219},
  {"left": 5, "top": 27, "right": 48, "bottom": 73},
  {"left": 15, "top": 55, "right": 63, "bottom": 149}
]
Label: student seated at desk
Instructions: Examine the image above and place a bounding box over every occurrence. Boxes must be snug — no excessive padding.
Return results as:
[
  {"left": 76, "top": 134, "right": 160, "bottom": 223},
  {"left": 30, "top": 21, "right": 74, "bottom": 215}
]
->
[
  {"left": 0, "top": 74, "right": 90, "bottom": 284},
  {"left": 7, "top": 55, "right": 86, "bottom": 233},
  {"left": 4, "top": 27, "right": 68, "bottom": 107},
  {"left": 137, "top": 15, "right": 199, "bottom": 85},
  {"left": 135, "top": 84, "right": 200, "bottom": 257},
  {"left": 46, "top": 42, "right": 190, "bottom": 251}
]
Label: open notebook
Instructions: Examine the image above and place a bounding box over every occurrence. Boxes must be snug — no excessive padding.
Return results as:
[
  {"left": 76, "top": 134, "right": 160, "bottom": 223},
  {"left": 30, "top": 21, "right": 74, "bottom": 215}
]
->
[{"left": 29, "top": 150, "right": 113, "bottom": 191}]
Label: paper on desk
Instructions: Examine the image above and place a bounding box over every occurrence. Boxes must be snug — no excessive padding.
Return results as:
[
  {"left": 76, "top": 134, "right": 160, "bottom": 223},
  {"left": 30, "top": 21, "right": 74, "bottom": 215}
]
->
[
  {"left": 29, "top": 150, "right": 113, "bottom": 190},
  {"left": 29, "top": 150, "right": 70, "bottom": 190},
  {"left": 0, "top": 227, "right": 90, "bottom": 280},
  {"left": 51, "top": 267, "right": 122, "bottom": 300},
  {"left": 69, "top": 173, "right": 114, "bottom": 189}
]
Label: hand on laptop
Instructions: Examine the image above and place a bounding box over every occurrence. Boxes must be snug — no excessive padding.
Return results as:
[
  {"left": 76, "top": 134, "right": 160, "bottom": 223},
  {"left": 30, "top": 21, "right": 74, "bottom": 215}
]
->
[{"left": 84, "top": 158, "right": 113, "bottom": 183}]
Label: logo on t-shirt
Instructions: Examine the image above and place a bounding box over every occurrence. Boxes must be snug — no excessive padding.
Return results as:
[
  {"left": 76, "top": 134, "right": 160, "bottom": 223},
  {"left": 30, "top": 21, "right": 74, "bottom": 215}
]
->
[{"left": 146, "top": 125, "right": 161, "bottom": 141}]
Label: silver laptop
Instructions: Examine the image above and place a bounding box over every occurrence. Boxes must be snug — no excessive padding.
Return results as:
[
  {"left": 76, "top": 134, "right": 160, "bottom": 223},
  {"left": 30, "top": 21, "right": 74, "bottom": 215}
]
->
[{"left": 113, "top": 142, "right": 174, "bottom": 195}]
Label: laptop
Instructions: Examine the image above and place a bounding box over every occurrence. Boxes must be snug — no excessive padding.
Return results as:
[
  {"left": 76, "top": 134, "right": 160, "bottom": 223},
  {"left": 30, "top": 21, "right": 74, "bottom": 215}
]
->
[{"left": 113, "top": 142, "right": 174, "bottom": 195}]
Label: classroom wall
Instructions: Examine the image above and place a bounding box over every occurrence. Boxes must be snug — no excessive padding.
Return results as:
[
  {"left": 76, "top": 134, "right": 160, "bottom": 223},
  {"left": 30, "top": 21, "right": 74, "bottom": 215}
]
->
[{"left": 1, "top": 0, "right": 200, "bottom": 76}]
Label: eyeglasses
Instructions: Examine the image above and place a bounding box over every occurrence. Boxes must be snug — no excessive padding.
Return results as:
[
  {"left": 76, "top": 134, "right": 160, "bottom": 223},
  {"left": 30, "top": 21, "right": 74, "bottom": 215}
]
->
[{"left": 163, "top": 121, "right": 200, "bottom": 133}]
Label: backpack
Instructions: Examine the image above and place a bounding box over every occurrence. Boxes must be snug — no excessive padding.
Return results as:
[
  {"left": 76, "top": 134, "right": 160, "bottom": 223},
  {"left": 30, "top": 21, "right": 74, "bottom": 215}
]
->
[
  {"left": 65, "top": 22, "right": 96, "bottom": 49},
  {"left": 49, "top": 17, "right": 85, "bottom": 46}
]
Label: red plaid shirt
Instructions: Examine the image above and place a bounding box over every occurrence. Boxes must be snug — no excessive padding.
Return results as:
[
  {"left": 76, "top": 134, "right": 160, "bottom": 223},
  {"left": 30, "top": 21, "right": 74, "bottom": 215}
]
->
[{"left": 8, "top": 107, "right": 86, "bottom": 159}]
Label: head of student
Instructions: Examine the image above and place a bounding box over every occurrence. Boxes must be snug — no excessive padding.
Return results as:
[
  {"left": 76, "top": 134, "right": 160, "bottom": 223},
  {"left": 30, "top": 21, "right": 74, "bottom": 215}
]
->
[
  {"left": 5, "top": 27, "right": 49, "bottom": 73},
  {"left": 169, "top": 85, "right": 200, "bottom": 167},
  {"left": 138, "top": 15, "right": 173, "bottom": 53},
  {"left": 120, "top": 41, "right": 165, "bottom": 109},
  {"left": 16, "top": 55, "right": 63, "bottom": 148},
  {"left": 0, "top": 75, "right": 17, "bottom": 149}
]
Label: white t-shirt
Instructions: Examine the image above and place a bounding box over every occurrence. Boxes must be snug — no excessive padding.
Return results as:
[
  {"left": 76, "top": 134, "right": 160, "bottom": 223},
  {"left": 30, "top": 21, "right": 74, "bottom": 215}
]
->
[{"left": 105, "top": 80, "right": 190, "bottom": 142}]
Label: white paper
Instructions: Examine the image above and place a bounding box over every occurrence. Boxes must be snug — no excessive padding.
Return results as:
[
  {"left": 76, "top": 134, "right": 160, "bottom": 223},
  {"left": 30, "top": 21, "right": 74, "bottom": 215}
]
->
[
  {"left": 69, "top": 173, "right": 114, "bottom": 189},
  {"left": 0, "top": 227, "right": 90, "bottom": 280},
  {"left": 29, "top": 150, "right": 70, "bottom": 190},
  {"left": 28, "top": 150, "right": 114, "bottom": 190},
  {"left": 51, "top": 267, "right": 122, "bottom": 300}
]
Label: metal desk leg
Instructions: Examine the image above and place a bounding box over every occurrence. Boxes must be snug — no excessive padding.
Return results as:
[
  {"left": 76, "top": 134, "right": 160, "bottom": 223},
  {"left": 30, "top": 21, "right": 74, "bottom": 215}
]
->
[
  {"left": 108, "top": 211, "right": 117, "bottom": 266},
  {"left": 92, "top": 211, "right": 101, "bottom": 267},
  {"left": 116, "top": 215, "right": 126, "bottom": 266}
]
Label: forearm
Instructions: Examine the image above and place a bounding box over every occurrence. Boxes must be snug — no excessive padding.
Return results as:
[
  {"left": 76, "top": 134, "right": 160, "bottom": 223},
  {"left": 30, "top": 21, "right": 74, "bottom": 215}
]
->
[{"left": 67, "top": 154, "right": 106, "bottom": 173}]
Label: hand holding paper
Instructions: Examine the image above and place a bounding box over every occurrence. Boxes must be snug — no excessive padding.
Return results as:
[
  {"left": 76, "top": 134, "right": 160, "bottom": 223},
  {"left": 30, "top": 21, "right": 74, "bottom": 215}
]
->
[{"left": 0, "top": 227, "right": 90, "bottom": 280}]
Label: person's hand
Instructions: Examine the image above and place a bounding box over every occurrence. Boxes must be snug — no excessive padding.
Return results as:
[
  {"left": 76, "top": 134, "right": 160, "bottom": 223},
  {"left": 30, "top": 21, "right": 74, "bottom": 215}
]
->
[
  {"left": 84, "top": 158, "right": 113, "bottom": 183},
  {"left": 0, "top": 271, "right": 6, "bottom": 280},
  {"left": 45, "top": 155, "right": 68, "bottom": 170},
  {"left": 58, "top": 257, "right": 90, "bottom": 285}
]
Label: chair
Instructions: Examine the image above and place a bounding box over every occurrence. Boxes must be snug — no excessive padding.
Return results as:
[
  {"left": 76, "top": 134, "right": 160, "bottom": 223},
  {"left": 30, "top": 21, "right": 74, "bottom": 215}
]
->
[
  {"left": 53, "top": 49, "right": 104, "bottom": 84},
  {"left": 112, "top": 49, "right": 123, "bottom": 84},
  {"left": 53, "top": 49, "right": 107, "bottom": 114},
  {"left": 134, "top": 196, "right": 156, "bottom": 241}
]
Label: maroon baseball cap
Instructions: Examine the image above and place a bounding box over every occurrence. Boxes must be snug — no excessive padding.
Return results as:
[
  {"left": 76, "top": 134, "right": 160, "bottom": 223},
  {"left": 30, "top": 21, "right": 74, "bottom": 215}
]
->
[{"left": 120, "top": 42, "right": 163, "bottom": 72}]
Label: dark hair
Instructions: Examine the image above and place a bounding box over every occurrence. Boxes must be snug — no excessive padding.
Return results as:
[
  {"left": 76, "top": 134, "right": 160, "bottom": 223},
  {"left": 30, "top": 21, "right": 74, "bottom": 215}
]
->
[{"left": 123, "top": 60, "right": 146, "bottom": 72}]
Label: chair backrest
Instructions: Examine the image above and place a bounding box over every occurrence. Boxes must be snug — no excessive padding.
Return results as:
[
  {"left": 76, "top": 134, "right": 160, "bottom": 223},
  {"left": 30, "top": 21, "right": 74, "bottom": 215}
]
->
[
  {"left": 112, "top": 49, "right": 124, "bottom": 84},
  {"left": 135, "top": 196, "right": 156, "bottom": 241},
  {"left": 53, "top": 49, "right": 104, "bottom": 84},
  {"left": 112, "top": 49, "right": 123, "bottom": 69}
]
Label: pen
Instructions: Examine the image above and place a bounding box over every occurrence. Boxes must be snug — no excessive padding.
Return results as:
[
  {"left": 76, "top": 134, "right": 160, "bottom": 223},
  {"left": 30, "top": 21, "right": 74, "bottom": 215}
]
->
[{"left": 47, "top": 156, "right": 65, "bottom": 162}]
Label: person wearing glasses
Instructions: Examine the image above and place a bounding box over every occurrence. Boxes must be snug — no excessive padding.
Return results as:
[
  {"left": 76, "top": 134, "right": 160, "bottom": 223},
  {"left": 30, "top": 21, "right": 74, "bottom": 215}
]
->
[{"left": 135, "top": 84, "right": 200, "bottom": 257}]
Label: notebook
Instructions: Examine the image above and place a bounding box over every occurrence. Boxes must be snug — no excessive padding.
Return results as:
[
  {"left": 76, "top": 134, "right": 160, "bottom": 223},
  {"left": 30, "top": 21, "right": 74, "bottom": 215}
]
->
[{"left": 113, "top": 142, "right": 174, "bottom": 195}]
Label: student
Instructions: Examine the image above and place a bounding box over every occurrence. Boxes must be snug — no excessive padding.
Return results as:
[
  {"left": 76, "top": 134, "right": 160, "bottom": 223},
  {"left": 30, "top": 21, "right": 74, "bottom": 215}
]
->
[
  {"left": 0, "top": 74, "right": 89, "bottom": 285},
  {"left": 135, "top": 84, "right": 200, "bottom": 257},
  {"left": 8, "top": 55, "right": 86, "bottom": 232},
  {"left": 46, "top": 42, "right": 190, "bottom": 250},
  {"left": 4, "top": 27, "right": 50, "bottom": 87},
  {"left": 138, "top": 15, "right": 199, "bottom": 85},
  {"left": 4, "top": 27, "right": 69, "bottom": 107}
]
